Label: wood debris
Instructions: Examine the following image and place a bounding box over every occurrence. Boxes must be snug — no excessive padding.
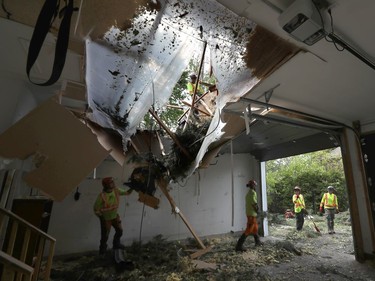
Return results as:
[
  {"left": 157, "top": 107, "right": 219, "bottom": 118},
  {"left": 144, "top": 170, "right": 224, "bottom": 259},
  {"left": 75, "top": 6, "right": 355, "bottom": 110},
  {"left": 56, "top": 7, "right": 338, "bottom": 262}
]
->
[{"left": 49, "top": 211, "right": 375, "bottom": 281}]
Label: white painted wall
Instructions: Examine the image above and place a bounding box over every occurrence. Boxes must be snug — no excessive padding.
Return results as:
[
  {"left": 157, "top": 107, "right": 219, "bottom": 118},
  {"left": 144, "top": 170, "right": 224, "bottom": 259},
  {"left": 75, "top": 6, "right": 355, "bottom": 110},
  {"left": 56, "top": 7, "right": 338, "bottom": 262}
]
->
[{"left": 48, "top": 153, "right": 260, "bottom": 255}]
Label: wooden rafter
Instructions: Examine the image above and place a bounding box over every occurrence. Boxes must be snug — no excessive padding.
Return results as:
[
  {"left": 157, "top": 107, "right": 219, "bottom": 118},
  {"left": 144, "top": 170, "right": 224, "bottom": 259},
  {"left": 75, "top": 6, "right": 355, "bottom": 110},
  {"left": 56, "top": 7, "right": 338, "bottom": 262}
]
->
[{"left": 148, "top": 109, "right": 192, "bottom": 160}]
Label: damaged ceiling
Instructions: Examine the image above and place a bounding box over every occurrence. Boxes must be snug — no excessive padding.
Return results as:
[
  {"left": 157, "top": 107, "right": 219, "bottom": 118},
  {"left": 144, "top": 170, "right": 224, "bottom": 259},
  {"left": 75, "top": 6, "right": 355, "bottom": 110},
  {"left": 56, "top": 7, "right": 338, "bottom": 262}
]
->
[{"left": 1, "top": 0, "right": 375, "bottom": 197}]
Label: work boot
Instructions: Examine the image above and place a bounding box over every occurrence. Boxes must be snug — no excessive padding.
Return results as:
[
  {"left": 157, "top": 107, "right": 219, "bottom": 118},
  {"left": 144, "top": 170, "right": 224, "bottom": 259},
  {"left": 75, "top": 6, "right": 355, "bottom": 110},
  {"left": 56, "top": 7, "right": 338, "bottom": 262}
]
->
[
  {"left": 113, "top": 243, "right": 126, "bottom": 250},
  {"left": 235, "top": 234, "right": 247, "bottom": 252},
  {"left": 254, "top": 234, "right": 263, "bottom": 246},
  {"left": 99, "top": 244, "right": 107, "bottom": 255}
]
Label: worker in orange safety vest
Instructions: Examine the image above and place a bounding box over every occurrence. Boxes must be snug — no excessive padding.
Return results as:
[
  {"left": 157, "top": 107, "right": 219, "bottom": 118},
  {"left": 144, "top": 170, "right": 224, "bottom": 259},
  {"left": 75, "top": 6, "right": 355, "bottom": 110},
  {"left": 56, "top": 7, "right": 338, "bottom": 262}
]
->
[
  {"left": 94, "top": 177, "right": 133, "bottom": 255},
  {"left": 320, "top": 185, "right": 339, "bottom": 234}
]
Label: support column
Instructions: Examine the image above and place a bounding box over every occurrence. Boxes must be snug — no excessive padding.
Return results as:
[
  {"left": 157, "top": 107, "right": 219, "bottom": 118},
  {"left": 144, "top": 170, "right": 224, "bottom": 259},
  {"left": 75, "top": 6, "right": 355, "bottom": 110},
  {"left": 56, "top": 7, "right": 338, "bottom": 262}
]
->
[
  {"left": 340, "top": 128, "right": 375, "bottom": 261},
  {"left": 260, "top": 161, "right": 269, "bottom": 236}
]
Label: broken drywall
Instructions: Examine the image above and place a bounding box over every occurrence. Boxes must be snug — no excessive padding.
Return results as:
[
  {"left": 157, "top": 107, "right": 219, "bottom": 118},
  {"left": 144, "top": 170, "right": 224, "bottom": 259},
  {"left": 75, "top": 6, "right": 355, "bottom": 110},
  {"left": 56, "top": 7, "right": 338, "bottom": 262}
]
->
[{"left": 0, "top": 97, "right": 109, "bottom": 201}]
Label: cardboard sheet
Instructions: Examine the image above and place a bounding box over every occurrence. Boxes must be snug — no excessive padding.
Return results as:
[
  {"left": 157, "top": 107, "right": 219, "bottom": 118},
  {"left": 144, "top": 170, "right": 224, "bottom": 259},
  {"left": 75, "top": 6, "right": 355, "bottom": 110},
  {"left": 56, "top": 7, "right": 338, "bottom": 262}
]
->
[{"left": 0, "top": 98, "right": 109, "bottom": 201}]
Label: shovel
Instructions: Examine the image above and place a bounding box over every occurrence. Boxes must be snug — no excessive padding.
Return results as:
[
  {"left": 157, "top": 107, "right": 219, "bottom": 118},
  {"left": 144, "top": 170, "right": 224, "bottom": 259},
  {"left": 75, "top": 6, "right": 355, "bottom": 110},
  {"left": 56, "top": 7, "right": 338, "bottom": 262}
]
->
[{"left": 307, "top": 215, "right": 321, "bottom": 233}]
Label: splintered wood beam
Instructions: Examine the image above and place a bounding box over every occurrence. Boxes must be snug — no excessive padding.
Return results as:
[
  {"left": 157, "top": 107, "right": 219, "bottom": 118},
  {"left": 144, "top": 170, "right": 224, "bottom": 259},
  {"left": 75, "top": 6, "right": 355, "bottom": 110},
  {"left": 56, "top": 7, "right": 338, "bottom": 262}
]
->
[
  {"left": 148, "top": 109, "right": 192, "bottom": 160},
  {"left": 181, "top": 101, "right": 212, "bottom": 117},
  {"left": 157, "top": 178, "right": 206, "bottom": 249},
  {"left": 184, "top": 41, "right": 207, "bottom": 130},
  {"left": 166, "top": 104, "right": 184, "bottom": 110},
  {"left": 177, "top": 108, "right": 190, "bottom": 123},
  {"left": 138, "top": 192, "right": 160, "bottom": 209},
  {"left": 194, "top": 90, "right": 210, "bottom": 103},
  {"left": 177, "top": 90, "right": 212, "bottom": 123},
  {"left": 189, "top": 246, "right": 213, "bottom": 259}
]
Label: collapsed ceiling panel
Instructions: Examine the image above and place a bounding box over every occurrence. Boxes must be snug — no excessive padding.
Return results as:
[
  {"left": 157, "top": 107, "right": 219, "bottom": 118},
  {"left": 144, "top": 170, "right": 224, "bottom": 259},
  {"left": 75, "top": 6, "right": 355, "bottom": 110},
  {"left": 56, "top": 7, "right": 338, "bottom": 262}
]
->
[
  {"left": 85, "top": 0, "right": 259, "bottom": 144},
  {"left": 82, "top": 0, "right": 300, "bottom": 177},
  {"left": 0, "top": 98, "right": 109, "bottom": 201},
  {"left": 1, "top": 0, "right": 301, "bottom": 182}
]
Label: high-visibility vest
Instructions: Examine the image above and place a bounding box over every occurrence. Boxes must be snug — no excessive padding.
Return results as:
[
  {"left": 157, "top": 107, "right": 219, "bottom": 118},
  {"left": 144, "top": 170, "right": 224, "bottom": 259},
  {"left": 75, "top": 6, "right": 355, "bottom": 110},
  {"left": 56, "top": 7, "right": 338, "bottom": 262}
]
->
[
  {"left": 94, "top": 188, "right": 121, "bottom": 220},
  {"left": 187, "top": 82, "right": 203, "bottom": 96},
  {"left": 292, "top": 194, "right": 305, "bottom": 213},
  {"left": 320, "top": 193, "right": 338, "bottom": 209},
  {"left": 246, "top": 189, "right": 258, "bottom": 217},
  {"left": 100, "top": 189, "right": 120, "bottom": 213}
]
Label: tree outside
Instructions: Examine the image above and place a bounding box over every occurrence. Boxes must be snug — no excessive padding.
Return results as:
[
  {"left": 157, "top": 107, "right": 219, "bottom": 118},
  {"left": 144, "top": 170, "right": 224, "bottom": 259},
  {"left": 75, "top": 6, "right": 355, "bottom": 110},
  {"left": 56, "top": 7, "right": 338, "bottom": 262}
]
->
[
  {"left": 266, "top": 148, "right": 347, "bottom": 214},
  {"left": 140, "top": 58, "right": 217, "bottom": 131}
]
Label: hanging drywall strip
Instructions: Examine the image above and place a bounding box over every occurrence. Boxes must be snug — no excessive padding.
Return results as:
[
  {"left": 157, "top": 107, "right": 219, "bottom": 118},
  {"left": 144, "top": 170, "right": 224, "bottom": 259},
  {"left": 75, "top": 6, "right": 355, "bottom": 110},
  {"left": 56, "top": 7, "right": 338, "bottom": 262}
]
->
[{"left": 0, "top": 98, "right": 109, "bottom": 201}]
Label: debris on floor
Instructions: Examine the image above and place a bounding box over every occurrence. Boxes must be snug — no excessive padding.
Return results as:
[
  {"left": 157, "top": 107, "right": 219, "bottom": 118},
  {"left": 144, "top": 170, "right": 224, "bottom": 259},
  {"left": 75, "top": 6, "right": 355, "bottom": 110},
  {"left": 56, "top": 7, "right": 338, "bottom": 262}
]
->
[{"left": 50, "top": 211, "right": 375, "bottom": 281}]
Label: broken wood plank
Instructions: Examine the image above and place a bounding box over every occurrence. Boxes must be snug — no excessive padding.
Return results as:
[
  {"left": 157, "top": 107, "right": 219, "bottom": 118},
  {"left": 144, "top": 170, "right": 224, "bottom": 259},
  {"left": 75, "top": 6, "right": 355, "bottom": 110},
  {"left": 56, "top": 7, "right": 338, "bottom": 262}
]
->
[
  {"left": 177, "top": 89, "right": 213, "bottom": 123},
  {"left": 0, "top": 98, "right": 109, "bottom": 201},
  {"left": 181, "top": 101, "right": 212, "bottom": 117},
  {"left": 184, "top": 41, "right": 207, "bottom": 130},
  {"left": 148, "top": 109, "right": 192, "bottom": 160},
  {"left": 157, "top": 178, "right": 205, "bottom": 249},
  {"left": 138, "top": 192, "right": 160, "bottom": 209},
  {"left": 189, "top": 246, "right": 212, "bottom": 259},
  {"left": 166, "top": 104, "right": 184, "bottom": 110},
  {"left": 191, "top": 259, "right": 217, "bottom": 271}
]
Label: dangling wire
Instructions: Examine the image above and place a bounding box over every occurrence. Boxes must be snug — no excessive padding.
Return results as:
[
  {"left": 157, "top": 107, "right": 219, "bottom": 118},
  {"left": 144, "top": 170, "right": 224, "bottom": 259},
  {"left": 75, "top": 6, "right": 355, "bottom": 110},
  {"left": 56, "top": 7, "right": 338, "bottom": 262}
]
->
[{"left": 195, "top": 170, "right": 201, "bottom": 205}]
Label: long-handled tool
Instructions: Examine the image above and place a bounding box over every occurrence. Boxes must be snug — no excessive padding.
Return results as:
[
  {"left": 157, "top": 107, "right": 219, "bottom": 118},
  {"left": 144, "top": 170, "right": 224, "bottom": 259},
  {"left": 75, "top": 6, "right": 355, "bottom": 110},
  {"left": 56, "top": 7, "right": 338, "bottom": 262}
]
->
[{"left": 307, "top": 215, "right": 321, "bottom": 233}]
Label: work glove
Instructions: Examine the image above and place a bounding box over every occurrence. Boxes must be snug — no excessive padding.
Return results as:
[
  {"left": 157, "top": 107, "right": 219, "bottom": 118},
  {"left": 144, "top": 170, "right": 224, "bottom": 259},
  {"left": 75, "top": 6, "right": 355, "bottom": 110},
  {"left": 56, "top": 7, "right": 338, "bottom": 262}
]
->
[
  {"left": 319, "top": 207, "right": 323, "bottom": 213},
  {"left": 253, "top": 204, "right": 259, "bottom": 214}
]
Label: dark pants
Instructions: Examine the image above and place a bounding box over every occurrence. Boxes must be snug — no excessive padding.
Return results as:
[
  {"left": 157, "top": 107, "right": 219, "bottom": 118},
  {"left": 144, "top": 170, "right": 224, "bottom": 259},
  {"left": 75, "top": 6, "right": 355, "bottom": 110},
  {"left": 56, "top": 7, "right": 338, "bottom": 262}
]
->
[
  {"left": 295, "top": 212, "right": 304, "bottom": 230},
  {"left": 99, "top": 214, "right": 123, "bottom": 252},
  {"left": 325, "top": 208, "right": 335, "bottom": 232}
]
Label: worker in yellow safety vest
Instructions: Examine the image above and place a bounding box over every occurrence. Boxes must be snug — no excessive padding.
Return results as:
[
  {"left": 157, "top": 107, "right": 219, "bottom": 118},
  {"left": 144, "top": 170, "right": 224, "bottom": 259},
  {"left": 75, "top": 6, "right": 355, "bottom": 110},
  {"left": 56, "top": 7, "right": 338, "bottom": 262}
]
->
[
  {"left": 292, "top": 186, "right": 306, "bottom": 231},
  {"left": 320, "top": 186, "right": 339, "bottom": 234},
  {"left": 94, "top": 177, "right": 133, "bottom": 255}
]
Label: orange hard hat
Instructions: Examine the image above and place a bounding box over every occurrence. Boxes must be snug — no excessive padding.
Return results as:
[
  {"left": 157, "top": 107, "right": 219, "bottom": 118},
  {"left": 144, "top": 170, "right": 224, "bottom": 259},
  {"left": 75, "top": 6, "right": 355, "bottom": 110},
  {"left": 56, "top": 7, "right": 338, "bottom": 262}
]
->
[
  {"left": 102, "top": 177, "right": 114, "bottom": 188},
  {"left": 247, "top": 180, "right": 257, "bottom": 187}
]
